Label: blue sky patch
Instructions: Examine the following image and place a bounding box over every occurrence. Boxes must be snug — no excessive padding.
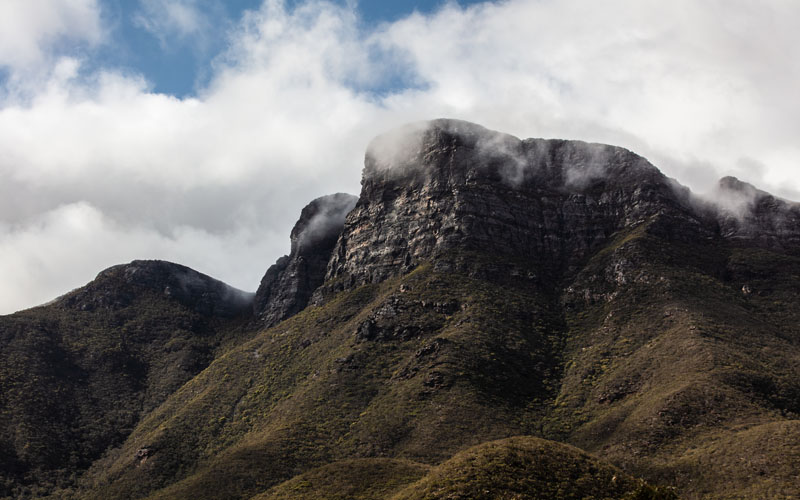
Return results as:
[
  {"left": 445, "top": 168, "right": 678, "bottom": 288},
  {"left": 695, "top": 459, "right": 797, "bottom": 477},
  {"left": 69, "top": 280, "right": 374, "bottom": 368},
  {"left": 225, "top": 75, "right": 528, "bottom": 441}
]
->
[{"left": 76, "top": 0, "right": 489, "bottom": 98}]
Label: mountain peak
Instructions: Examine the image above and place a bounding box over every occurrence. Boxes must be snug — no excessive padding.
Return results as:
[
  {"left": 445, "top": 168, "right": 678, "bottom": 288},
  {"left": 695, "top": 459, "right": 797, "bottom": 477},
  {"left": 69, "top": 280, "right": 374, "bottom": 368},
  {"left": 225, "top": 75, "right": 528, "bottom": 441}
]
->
[
  {"left": 711, "top": 176, "right": 800, "bottom": 250},
  {"left": 4, "top": 120, "right": 800, "bottom": 499},
  {"left": 290, "top": 193, "right": 359, "bottom": 254},
  {"left": 364, "top": 119, "right": 511, "bottom": 171},
  {"left": 718, "top": 175, "right": 755, "bottom": 192},
  {"left": 328, "top": 119, "right": 687, "bottom": 287},
  {"left": 60, "top": 259, "right": 253, "bottom": 317},
  {"left": 363, "top": 118, "right": 665, "bottom": 192}
]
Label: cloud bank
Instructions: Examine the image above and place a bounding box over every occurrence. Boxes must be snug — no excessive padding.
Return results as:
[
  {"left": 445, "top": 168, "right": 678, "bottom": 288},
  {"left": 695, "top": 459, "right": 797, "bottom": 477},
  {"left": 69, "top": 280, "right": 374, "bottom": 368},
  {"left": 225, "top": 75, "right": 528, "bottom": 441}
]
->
[
  {"left": 0, "top": 0, "right": 103, "bottom": 72},
  {"left": 1, "top": 0, "right": 799, "bottom": 313}
]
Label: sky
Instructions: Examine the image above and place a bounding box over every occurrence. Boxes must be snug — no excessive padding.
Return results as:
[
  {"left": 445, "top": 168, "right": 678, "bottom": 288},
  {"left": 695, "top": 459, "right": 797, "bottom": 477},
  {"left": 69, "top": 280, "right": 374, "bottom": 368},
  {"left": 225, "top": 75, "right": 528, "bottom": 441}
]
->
[{"left": 0, "top": 0, "right": 798, "bottom": 314}]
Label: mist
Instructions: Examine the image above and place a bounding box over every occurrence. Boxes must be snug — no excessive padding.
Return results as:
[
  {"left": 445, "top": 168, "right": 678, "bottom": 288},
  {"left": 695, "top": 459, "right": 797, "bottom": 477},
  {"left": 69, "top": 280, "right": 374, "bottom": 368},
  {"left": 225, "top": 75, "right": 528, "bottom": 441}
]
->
[{"left": 293, "top": 193, "right": 358, "bottom": 253}]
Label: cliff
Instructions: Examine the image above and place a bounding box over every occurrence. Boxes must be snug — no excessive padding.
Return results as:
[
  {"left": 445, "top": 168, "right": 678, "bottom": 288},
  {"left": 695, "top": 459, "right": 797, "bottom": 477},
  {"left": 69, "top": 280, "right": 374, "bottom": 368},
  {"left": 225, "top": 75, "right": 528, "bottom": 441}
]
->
[
  {"left": 254, "top": 193, "right": 358, "bottom": 326},
  {"left": 328, "top": 120, "right": 694, "bottom": 289}
]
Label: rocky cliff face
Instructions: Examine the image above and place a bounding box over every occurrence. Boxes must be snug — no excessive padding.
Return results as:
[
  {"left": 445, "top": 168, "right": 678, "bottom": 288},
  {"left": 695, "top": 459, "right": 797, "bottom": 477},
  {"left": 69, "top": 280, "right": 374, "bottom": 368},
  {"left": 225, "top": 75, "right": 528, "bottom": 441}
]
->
[
  {"left": 254, "top": 193, "right": 358, "bottom": 326},
  {"left": 323, "top": 120, "right": 800, "bottom": 290},
  {"left": 325, "top": 119, "right": 703, "bottom": 288}
]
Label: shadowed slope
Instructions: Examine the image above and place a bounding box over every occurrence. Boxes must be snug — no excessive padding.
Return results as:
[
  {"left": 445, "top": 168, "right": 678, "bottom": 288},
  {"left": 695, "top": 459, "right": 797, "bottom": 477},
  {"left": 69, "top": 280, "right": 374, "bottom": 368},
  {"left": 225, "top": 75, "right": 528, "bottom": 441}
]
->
[{"left": 0, "top": 261, "right": 253, "bottom": 497}]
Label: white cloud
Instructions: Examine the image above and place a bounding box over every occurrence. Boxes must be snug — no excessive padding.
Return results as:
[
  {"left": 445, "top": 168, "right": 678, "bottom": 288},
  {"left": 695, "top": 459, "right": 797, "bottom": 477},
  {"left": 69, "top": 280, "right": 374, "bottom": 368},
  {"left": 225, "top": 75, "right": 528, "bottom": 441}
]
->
[
  {"left": 133, "top": 0, "right": 217, "bottom": 48},
  {"left": 376, "top": 0, "right": 800, "bottom": 196},
  {"left": 1, "top": 0, "right": 799, "bottom": 313},
  {"left": 0, "top": 202, "right": 283, "bottom": 313},
  {"left": 0, "top": 0, "right": 103, "bottom": 71}
]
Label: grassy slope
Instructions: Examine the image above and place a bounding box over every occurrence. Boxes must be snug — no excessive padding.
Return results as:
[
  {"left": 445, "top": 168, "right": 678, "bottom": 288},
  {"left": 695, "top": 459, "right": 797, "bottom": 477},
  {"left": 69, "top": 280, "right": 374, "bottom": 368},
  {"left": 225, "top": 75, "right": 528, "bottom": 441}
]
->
[
  {"left": 251, "top": 437, "right": 673, "bottom": 500},
  {"left": 80, "top": 261, "right": 568, "bottom": 500},
  {"left": 62, "top": 216, "right": 800, "bottom": 499},
  {"left": 554, "top": 219, "right": 800, "bottom": 498}
]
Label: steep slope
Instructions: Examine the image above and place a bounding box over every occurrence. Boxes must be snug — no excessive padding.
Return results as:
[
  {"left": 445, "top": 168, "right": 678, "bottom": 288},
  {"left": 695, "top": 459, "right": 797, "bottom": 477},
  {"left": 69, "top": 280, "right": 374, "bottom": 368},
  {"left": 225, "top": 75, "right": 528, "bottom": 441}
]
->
[
  {"left": 80, "top": 260, "right": 569, "bottom": 499},
  {"left": 711, "top": 175, "right": 800, "bottom": 250},
  {"left": 73, "top": 120, "right": 800, "bottom": 500},
  {"left": 0, "top": 261, "right": 253, "bottom": 498},
  {"left": 326, "top": 119, "right": 690, "bottom": 288},
  {"left": 553, "top": 221, "right": 800, "bottom": 496}
]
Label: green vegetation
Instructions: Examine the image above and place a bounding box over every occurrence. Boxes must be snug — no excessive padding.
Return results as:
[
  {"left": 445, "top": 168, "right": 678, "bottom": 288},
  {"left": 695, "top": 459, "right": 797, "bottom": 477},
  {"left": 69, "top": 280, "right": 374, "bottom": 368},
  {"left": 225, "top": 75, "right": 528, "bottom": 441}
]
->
[
  {"left": 2, "top": 213, "right": 799, "bottom": 499},
  {"left": 550, "top": 221, "right": 800, "bottom": 497},
  {"left": 77, "top": 260, "right": 571, "bottom": 500},
  {"left": 0, "top": 266, "right": 253, "bottom": 499}
]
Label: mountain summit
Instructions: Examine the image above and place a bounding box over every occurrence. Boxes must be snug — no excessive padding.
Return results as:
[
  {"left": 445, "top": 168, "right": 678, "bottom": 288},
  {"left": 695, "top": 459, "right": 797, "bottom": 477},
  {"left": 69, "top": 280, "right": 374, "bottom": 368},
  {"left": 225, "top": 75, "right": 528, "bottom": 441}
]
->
[
  {"left": 64, "top": 260, "right": 253, "bottom": 317},
  {"left": 329, "top": 119, "right": 692, "bottom": 287},
  {"left": 1, "top": 119, "right": 799, "bottom": 499}
]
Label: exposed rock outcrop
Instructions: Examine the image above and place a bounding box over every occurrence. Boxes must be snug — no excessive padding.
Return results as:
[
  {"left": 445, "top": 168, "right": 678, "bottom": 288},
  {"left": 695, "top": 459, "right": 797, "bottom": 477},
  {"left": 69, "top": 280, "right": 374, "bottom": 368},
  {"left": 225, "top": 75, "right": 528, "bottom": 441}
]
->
[
  {"left": 254, "top": 193, "right": 358, "bottom": 326},
  {"left": 325, "top": 119, "right": 702, "bottom": 288},
  {"left": 6, "top": 118, "right": 800, "bottom": 500}
]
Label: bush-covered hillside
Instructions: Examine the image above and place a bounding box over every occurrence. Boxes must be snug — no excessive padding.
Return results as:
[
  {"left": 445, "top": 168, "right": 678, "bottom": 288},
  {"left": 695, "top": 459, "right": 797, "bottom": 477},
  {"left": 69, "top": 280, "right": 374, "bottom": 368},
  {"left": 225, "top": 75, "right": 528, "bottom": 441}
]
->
[
  {"left": 2, "top": 121, "right": 799, "bottom": 499},
  {"left": 0, "top": 261, "right": 253, "bottom": 498}
]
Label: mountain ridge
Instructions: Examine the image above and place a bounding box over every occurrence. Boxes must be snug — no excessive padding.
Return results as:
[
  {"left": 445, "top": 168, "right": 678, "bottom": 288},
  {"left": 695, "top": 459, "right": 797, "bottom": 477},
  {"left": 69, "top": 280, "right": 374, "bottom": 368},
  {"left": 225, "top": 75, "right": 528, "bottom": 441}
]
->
[{"left": 1, "top": 119, "right": 799, "bottom": 499}]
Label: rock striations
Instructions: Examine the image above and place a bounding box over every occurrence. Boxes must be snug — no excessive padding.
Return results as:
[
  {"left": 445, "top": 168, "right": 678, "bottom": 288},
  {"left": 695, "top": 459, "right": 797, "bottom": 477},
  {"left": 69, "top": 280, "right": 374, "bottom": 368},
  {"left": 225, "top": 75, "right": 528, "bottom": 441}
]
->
[
  {"left": 324, "top": 119, "right": 800, "bottom": 290},
  {"left": 328, "top": 119, "right": 686, "bottom": 287},
  {"left": 254, "top": 193, "right": 358, "bottom": 326},
  {"left": 264, "top": 118, "right": 800, "bottom": 318}
]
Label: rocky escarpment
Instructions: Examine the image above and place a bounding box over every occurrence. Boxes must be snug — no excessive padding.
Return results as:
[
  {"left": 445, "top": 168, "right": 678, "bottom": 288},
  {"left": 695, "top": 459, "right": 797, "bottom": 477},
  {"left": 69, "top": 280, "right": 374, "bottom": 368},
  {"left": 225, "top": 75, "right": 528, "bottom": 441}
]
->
[
  {"left": 60, "top": 260, "right": 253, "bottom": 317},
  {"left": 323, "top": 120, "right": 800, "bottom": 290},
  {"left": 254, "top": 193, "right": 358, "bottom": 326},
  {"left": 325, "top": 119, "right": 703, "bottom": 288},
  {"left": 6, "top": 119, "right": 799, "bottom": 500}
]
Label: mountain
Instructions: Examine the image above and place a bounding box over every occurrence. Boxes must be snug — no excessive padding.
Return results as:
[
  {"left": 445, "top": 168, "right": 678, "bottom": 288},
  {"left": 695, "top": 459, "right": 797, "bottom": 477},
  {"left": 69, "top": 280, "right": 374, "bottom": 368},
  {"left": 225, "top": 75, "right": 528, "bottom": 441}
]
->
[
  {"left": 1, "top": 119, "right": 799, "bottom": 499},
  {"left": 0, "top": 261, "right": 253, "bottom": 498}
]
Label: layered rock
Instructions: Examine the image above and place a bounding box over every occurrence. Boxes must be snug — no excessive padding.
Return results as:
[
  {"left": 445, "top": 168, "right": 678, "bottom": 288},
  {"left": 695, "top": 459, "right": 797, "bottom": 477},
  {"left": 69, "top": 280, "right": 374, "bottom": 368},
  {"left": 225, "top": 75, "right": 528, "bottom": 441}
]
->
[
  {"left": 326, "top": 119, "right": 701, "bottom": 287},
  {"left": 254, "top": 193, "right": 358, "bottom": 326}
]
